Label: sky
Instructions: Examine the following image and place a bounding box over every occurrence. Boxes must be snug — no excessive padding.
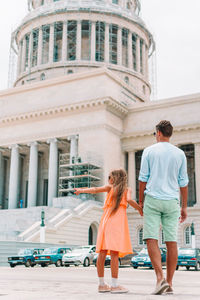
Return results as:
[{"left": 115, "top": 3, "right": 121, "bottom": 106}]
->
[{"left": 0, "top": 0, "right": 199, "bottom": 100}]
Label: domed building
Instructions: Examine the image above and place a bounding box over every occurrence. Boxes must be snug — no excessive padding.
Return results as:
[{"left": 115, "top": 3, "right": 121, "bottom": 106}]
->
[{"left": 0, "top": 0, "right": 199, "bottom": 250}]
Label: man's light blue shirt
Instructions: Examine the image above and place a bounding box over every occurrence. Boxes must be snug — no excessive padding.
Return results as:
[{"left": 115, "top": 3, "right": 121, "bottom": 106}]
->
[{"left": 139, "top": 142, "right": 189, "bottom": 201}]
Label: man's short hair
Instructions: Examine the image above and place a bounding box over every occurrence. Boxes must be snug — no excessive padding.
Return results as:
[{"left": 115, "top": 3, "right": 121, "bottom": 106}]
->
[{"left": 156, "top": 120, "right": 173, "bottom": 137}]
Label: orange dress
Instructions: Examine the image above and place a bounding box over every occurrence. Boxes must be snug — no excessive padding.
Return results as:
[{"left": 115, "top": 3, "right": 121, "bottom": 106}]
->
[{"left": 96, "top": 188, "right": 133, "bottom": 258}]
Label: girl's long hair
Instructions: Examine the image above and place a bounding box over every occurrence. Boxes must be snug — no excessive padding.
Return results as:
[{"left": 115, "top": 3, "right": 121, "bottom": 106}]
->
[{"left": 110, "top": 169, "right": 127, "bottom": 214}]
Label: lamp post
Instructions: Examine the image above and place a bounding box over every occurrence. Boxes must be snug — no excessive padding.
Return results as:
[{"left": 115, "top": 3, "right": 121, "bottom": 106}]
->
[
  {"left": 191, "top": 222, "right": 195, "bottom": 249},
  {"left": 40, "top": 209, "right": 45, "bottom": 243}
]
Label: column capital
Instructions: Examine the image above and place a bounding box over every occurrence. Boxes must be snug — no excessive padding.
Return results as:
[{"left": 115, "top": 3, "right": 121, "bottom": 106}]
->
[
  {"left": 47, "top": 138, "right": 58, "bottom": 144},
  {"left": 67, "top": 135, "right": 79, "bottom": 141},
  {"left": 9, "top": 144, "right": 19, "bottom": 150},
  {"left": 27, "top": 141, "right": 38, "bottom": 147}
]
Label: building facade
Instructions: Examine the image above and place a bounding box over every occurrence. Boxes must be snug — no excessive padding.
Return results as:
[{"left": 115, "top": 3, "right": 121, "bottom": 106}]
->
[{"left": 0, "top": 0, "right": 199, "bottom": 249}]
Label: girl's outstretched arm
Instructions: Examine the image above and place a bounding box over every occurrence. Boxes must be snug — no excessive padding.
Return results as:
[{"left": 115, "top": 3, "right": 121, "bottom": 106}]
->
[
  {"left": 74, "top": 185, "right": 111, "bottom": 195},
  {"left": 127, "top": 188, "right": 143, "bottom": 216}
]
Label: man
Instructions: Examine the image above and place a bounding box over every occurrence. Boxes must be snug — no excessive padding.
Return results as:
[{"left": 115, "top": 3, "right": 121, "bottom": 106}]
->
[{"left": 139, "top": 120, "right": 188, "bottom": 295}]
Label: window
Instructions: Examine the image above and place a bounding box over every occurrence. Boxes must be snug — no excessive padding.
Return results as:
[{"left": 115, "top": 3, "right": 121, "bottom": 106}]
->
[
  {"left": 24, "top": 34, "right": 30, "bottom": 71},
  {"left": 54, "top": 22, "right": 63, "bottom": 62},
  {"left": 32, "top": 29, "right": 39, "bottom": 67},
  {"left": 124, "top": 76, "right": 129, "bottom": 84},
  {"left": 180, "top": 144, "right": 196, "bottom": 207},
  {"left": 132, "top": 34, "right": 137, "bottom": 71},
  {"left": 41, "top": 0, "right": 44, "bottom": 5},
  {"left": 109, "top": 24, "right": 118, "bottom": 64},
  {"left": 40, "top": 73, "right": 45, "bottom": 80},
  {"left": 81, "top": 20, "right": 91, "bottom": 60},
  {"left": 138, "top": 227, "right": 144, "bottom": 245},
  {"left": 122, "top": 28, "right": 128, "bottom": 67},
  {"left": 184, "top": 226, "right": 191, "bottom": 245},
  {"left": 67, "top": 20, "right": 77, "bottom": 61},
  {"left": 67, "top": 69, "right": 73, "bottom": 74},
  {"left": 42, "top": 25, "right": 50, "bottom": 64},
  {"left": 96, "top": 22, "right": 105, "bottom": 62},
  {"left": 135, "top": 150, "right": 143, "bottom": 202},
  {"left": 112, "top": 0, "right": 118, "bottom": 4},
  {"left": 140, "top": 39, "right": 143, "bottom": 73}
]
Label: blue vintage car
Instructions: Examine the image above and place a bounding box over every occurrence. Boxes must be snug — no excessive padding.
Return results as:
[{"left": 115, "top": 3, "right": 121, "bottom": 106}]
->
[
  {"left": 177, "top": 248, "right": 200, "bottom": 271},
  {"left": 8, "top": 248, "right": 44, "bottom": 268},
  {"left": 34, "top": 247, "right": 71, "bottom": 267},
  {"left": 131, "top": 248, "right": 167, "bottom": 269}
]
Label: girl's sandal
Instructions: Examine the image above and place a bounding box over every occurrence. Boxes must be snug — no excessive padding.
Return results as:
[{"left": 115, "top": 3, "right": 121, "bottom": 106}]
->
[{"left": 98, "top": 284, "right": 111, "bottom": 293}]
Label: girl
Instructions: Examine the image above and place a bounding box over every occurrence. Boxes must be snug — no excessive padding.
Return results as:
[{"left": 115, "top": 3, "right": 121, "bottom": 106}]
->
[{"left": 74, "top": 169, "right": 142, "bottom": 294}]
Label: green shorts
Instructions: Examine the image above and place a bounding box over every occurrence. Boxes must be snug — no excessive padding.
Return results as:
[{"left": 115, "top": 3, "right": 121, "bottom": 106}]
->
[{"left": 143, "top": 194, "right": 180, "bottom": 242}]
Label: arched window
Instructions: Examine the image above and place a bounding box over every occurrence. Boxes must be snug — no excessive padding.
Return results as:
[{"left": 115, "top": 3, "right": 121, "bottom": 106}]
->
[
  {"left": 40, "top": 73, "right": 45, "bottom": 80},
  {"left": 184, "top": 226, "right": 191, "bottom": 245},
  {"left": 138, "top": 227, "right": 144, "bottom": 245},
  {"left": 88, "top": 223, "right": 98, "bottom": 245},
  {"left": 124, "top": 76, "right": 129, "bottom": 84}
]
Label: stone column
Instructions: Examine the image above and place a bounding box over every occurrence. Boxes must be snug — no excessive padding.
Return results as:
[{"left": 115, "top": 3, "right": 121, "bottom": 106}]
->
[
  {"left": 142, "top": 41, "right": 146, "bottom": 75},
  {"left": 128, "top": 30, "right": 133, "bottom": 69},
  {"left": 27, "top": 142, "right": 38, "bottom": 207},
  {"left": 17, "top": 41, "right": 23, "bottom": 76},
  {"left": 28, "top": 31, "right": 33, "bottom": 70},
  {"left": 117, "top": 26, "right": 122, "bottom": 66},
  {"left": 8, "top": 145, "right": 19, "bottom": 209},
  {"left": 128, "top": 151, "right": 136, "bottom": 199},
  {"left": 62, "top": 22, "right": 67, "bottom": 62},
  {"left": 136, "top": 35, "right": 140, "bottom": 73},
  {"left": 21, "top": 38, "right": 26, "bottom": 72},
  {"left": 0, "top": 152, "right": 4, "bottom": 208},
  {"left": 48, "top": 139, "right": 58, "bottom": 206},
  {"left": 69, "top": 135, "right": 78, "bottom": 163},
  {"left": 195, "top": 143, "right": 200, "bottom": 205},
  {"left": 104, "top": 23, "right": 109, "bottom": 63},
  {"left": 37, "top": 27, "right": 43, "bottom": 65},
  {"left": 76, "top": 20, "right": 82, "bottom": 60},
  {"left": 91, "top": 21, "right": 96, "bottom": 62},
  {"left": 49, "top": 23, "right": 54, "bottom": 63}
]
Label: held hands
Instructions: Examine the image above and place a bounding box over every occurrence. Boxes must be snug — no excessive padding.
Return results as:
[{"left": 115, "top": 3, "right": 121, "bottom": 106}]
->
[
  {"left": 137, "top": 204, "right": 143, "bottom": 217},
  {"left": 180, "top": 207, "right": 187, "bottom": 223},
  {"left": 74, "top": 188, "right": 82, "bottom": 195}
]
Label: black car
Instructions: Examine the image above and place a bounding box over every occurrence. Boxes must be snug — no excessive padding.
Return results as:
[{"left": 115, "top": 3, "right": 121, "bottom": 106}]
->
[
  {"left": 8, "top": 248, "right": 44, "bottom": 268},
  {"left": 93, "top": 249, "right": 138, "bottom": 267},
  {"left": 177, "top": 248, "right": 200, "bottom": 271}
]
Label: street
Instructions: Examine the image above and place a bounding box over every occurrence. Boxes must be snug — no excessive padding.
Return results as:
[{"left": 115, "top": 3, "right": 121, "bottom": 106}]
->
[{"left": 0, "top": 266, "right": 199, "bottom": 299}]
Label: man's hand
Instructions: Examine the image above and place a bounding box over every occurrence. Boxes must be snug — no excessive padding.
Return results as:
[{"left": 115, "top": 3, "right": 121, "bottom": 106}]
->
[
  {"left": 180, "top": 208, "right": 187, "bottom": 223},
  {"left": 138, "top": 204, "right": 143, "bottom": 217},
  {"left": 74, "top": 188, "right": 81, "bottom": 195}
]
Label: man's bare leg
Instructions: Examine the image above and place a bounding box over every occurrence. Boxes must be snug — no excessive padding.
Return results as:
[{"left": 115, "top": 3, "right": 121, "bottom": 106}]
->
[
  {"left": 165, "top": 241, "right": 178, "bottom": 287},
  {"left": 146, "top": 239, "right": 164, "bottom": 284}
]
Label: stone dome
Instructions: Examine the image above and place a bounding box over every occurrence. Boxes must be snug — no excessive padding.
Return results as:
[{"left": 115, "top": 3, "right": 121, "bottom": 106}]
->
[{"left": 14, "top": 0, "right": 154, "bottom": 101}]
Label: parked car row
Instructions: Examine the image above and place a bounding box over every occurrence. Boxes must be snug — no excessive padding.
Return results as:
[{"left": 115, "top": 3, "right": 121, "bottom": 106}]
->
[
  {"left": 8, "top": 246, "right": 200, "bottom": 271},
  {"left": 8, "top": 245, "right": 96, "bottom": 268}
]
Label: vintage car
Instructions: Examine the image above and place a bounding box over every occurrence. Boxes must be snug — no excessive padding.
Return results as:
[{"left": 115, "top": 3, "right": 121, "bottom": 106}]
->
[
  {"left": 34, "top": 247, "right": 71, "bottom": 267},
  {"left": 62, "top": 245, "right": 96, "bottom": 267},
  {"left": 176, "top": 248, "right": 200, "bottom": 271},
  {"left": 8, "top": 248, "right": 44, "bottom": 268},
  {"left": 131, "top": 248, "right": 167, "bottom": 269},
  {"left": 93, "top": 249, "right": 138, "bottom": 267}
]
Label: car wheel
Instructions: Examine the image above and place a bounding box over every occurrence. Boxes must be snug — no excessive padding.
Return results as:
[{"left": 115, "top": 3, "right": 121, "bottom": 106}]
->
[
  {"left": 41, "top": 263, "right": 47, "bottom": 267},
  {"left": 25, "top": 260, "right": 31, "bottom": 267},
  {"left": 186, "top": 266, "right": 190, "bottom": 270},
  {"left": 10, "top": 264, "right": 15, "bottom": 268},
  {"left": 31, "top": 264, "right": 35, "bottom": 267},
  {"left": 55, "top": 260, "right": 62, "bottom": 267},
  {"left": 176, "top": 265, "right": 179, "bottom": 270},
  {"left": 118, "top": 259, "right": 121, "bottom": 267},
  {"left": 65, "top": 264, "right": 70, "bottom": 267},
  {"left": 133, "top": 266, "right": 138, "bottom": 269},
  {"left": 83, "top": 257, "right": 90, "bottom": 267},
  {"left": 195, "top": 262, "right": 200, "bottom": 271}
]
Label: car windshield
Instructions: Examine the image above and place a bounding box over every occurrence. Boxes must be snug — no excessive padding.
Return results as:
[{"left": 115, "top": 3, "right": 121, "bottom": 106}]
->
[
  {"left": 72, "top": 248, "right": 88, "bottom": 254},
  {"left": 43, "top": 248, "right": 57, "bottom": 254},
  {"left": 139, "top": 248, "right": 148, "bottom": 255},
  {"left": 18, "top": 249, "right": 33, "bottom": 256},
  {"left": 179, "top": 249, "right": 196, "bottom": 255}
]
